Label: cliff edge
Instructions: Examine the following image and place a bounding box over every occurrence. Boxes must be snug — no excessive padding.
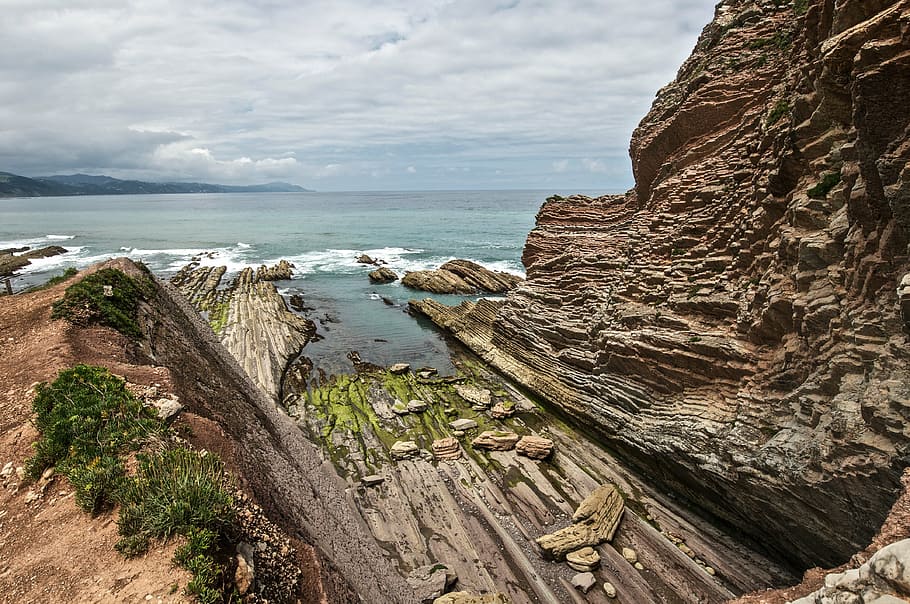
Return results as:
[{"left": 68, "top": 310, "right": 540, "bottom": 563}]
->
[{"left": 413, "top": 0, "right": 910, "bottom": 572}]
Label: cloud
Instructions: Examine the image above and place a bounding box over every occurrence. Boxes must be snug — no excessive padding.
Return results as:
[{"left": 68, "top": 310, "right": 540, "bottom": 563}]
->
[{"left": 0, "top": 0, "right": 717, "bottom": 189}]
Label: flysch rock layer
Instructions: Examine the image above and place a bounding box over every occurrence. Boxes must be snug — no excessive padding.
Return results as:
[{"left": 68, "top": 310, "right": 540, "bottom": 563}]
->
[
  {"left": 412, "top": 0, "right": 910, "bottom": 571},
  {"left": 171, "top": 263, "right": 315, "bottom": 400},
  {"left": 402, "top": 259, "right": 523, "bottom": 294}
]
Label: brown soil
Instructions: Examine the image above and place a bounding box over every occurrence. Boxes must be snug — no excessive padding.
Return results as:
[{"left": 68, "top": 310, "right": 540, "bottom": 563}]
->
[
  {"left": 730, "top": 469, "right": 910, "bottom": 604},
  {"left": 0, "top": 276, "right": 194, "bottom": 603}
]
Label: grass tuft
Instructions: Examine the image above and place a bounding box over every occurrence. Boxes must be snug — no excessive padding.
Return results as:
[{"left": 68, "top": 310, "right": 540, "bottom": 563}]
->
[{"left": 808, "top": 172, "right": 841, "bottom": 199}]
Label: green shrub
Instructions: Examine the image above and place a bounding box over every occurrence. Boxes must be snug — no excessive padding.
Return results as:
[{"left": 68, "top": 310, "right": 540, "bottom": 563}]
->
[
  {"left": 26, "top": 364, "right": 161, "bottom": 513},
  {"left": 794, "top": 0, "right": 809, "bottom": 16},
  {"left": 766, "top": 99, "right": 791, "bottom": 126},
  {"left": 117, "top": 448, "right": 235, "bottom": 603},
  {"left": 51, "top": 268, "right": 150, "bottom": 337},
  {"left": 808, "top": 172, "right": 841, "bottom": 198}
]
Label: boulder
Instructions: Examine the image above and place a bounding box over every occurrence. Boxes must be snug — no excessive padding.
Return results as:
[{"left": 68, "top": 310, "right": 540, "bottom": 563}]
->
[
  {"left": 536, "top": 483, "right": 624, "bottom": 560},
  {"left": 571, "top": 572, "right": 596, "bottom": 593},
  {"left": 490, "top": 401, "right": 516, "bottom": 419},
  {"left": 471, "top": 431, "right": 520, "bottom": 451},
  {"left": 369, "top": 267, "right": 399, "bottom": 283},
  {"left": 357, "top": 254, "right": 377, "bottom": 265},
  {"left": 432, "top": 437, "right": 462, "bottom": 461},
  {"left": 256, "top": 259, "right": 294, "bottom": 281},
  {"left": 448, "top": 418, "right": 478, "bottom": 432},
  {"left": 515, "top": 436, "right": 554, "bottom": 460},
  {"left": 390, "top": 440, "right": 420, "bottom": 461},
  {"left": 407, "top": 563, "right": 458, "bottom": 603},
  {"left": 151, "top": 397, "right": 183, "bottom": 423},
  {"left": 389, "top": 363, "right": 411, "bottom": 375},
  {"left": 566, "top": 546, "right": 600, "bottom": 572},
  {"left": 453, "top": 385, "right": 492, "bottom": 409}
]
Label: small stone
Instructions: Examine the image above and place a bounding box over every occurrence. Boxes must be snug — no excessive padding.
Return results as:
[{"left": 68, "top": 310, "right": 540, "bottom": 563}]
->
[
  {"left": 490, "top": 401, "right": 516, "bottom": 419},
  {"left": 0, "top": 462, "right": 12, "bottom": 479},
  {"left": 603, "top": 581, "right": 617, "bottom": 598},
  {"left": 566, "top": 546, "right": 600, "bottom": 572},
  {"left": 448, "top": 418, "right": 478, "bottom": 431},
  {"left": 24, "top": 489, "right": 40, "bottom": 503},
  {"left": 361, "top": 475, "right": 385, "bottom": 487},
  {"left": 634, "top": 562, "right": 645, "bottom": 571},
  {"left": 390, "top": 440, "right": 420, "bottom": 461},
  {"left": 408, "top": 399, "right": 428, "bottom": 413},
  {"left": 389, "top": 363, "right": 411, "bottom": 375},
  {"left": 392, "top": 399, "right": 411, "bottom": 415},
  {"left": 452, "top": 430, "right": 465, "bottom": 437},
  {"left": 152, "top": 397, "right": 183, "bottom": 423},
  {"left": 571, "top": 572, "right": 596, "bottom": 593},
  {"left": 622, "top": 547, "right": 638, "bottom": 564},
  {"left": 705, "top": 566, "right": 716, "bottom": 576}
]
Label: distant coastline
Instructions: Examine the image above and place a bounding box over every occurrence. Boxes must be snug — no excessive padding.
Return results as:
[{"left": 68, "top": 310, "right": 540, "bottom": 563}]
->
[{"left": 0, "top": 170, "right": 311, "bottom": 198}]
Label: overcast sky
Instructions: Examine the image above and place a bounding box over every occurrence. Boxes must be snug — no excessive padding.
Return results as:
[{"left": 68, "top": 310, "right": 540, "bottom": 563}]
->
[{"left": 0, "top": 0, "right": 715, "bottom": 191}]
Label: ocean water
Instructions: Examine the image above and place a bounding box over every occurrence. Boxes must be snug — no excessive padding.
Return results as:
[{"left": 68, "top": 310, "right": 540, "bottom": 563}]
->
[{"left": 0, "top": 190, "right": 562, "bottom": 374}]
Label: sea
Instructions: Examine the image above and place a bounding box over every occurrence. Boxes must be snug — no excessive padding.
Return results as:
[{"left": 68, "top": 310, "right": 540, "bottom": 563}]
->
[{"left": 1, "top": 190, "right": 591, "bottom": 375}]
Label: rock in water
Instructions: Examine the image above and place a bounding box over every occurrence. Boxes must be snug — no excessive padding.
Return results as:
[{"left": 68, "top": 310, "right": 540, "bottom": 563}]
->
[
  {"left": 402, "top": 259, "right": 522, "bottom": 294},
  {"left": 471, "top": 431, "right": 520, "bottom": 451},
  {"left": 566, "top": 546, "right": 600, "bottom": 572},
  {"left": 256, "top": 259, "right": 294, "bottom": 281},
  {"left": 389, "top": 363, "right": 411, "bottom": 375},
  {"left": 536, "top": 483, "right": 624, "bottom": 560},
  {"left": 407, "top": 564, "right": 458, "bottom": 603},
  {"left": 356, "top": 254, "right": 377, "bottom": 264},
  {"left": 515, "top": 436, "right": 554, "bottom": 460},
  {"left": 0, "top": 245, "right": 68, "bottom": 277},
  {"left": 369, "top": 267, "right": 399, "bottom": 283},
  {"left": 571, "top": 572, "right": 596, "bottom": 593}
]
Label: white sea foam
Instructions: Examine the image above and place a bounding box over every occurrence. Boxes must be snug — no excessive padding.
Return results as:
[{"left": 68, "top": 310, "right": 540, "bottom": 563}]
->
[
  {"left": 236, "top": 242, "right": 252, "bottom": 249},
  {"left": 45, "top": 234, "right": 76, "bottom": 240}
]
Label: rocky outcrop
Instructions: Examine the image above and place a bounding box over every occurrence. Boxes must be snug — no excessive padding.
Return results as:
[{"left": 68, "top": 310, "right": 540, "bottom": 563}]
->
[
  {"left": 402, "top": 260, "right": 522, "bottom": 294},
  {"left": 412, "top": 0, "right": 910, "bottom": 572},
  {"left": 790, "top": 539, "right": 910, "bottom": 604},
  {"left": 515, "top": 436, "right": 554, "bottom": 460},
  {"left": 369, "top": 267, "right": 399, "bottom": 283},
  {"left": 0, "top": 245, "right": 68, "bottom": 277},
  {"left": 536, "top": 484, "right": 624, "bottom": 560},
  {"left": 171, "top": 262, "right": 315, "bottom": 399}
]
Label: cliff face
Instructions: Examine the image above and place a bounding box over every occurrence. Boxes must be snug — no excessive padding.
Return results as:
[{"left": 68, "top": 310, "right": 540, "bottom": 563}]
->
[{"left": 414, "top": 0, "right": 910, "bottom": 571}]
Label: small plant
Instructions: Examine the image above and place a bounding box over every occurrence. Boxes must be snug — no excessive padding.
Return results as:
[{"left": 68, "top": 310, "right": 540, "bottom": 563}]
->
[
  {"left": 117, "top": 448, "right": 235, "bottom": 604},
  {"left": 808, "top": 172, "right": 841, "bottom": 198},
  {"left": 51, "top": 268, "right": 150, "bottom": 338},
  {"left": 793, "top": 0, "right": 809, "bottom": 16},
  {"left": 26, "top": 364, "right": 161, "bottom": 513},
  {"left": 766, "top": 99, "right": 791, "bottom": 126}
]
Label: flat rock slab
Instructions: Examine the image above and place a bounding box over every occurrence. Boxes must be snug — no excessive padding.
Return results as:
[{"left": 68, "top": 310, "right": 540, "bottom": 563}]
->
[
  {"left": 566, "top": 546, "right": 601, "bottom": 572},
  {"left": 472, "top": 431, "right": 520, "bottom": 451},
  {"left": 432, "top": 437, "right": 462, "bottom": 461},
  {"left": 516, "top": 435, "right": 554, "bottom": 460},
  {"left": 453, "top": 385, "right": 492, "bottom": 409},
  {"left": 448, "top": 418, "right": 478, "bottom": 431},
  {"left": 391, "top": 440, "right": 420, "bottom": 461}
]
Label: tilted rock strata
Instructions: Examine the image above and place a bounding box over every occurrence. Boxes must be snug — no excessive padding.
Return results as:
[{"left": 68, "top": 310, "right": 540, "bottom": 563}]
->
[
  {"left": 0, "top": 245, "right": 68, "bottom": 277},
  {"left": 171, "top": 262, "right": 315, "bottom": 399},
  {"left": 471, "top": 431, "right": 520, "bottom": 451},
  {"left": 402, "top": 259, "right": 522, "bottom": 294},
  {"left": 414, "top": 0, "right": 910, "bottom": 570},
  {"left": 369, "top": 267, "right": 399, "bottom": 283}
]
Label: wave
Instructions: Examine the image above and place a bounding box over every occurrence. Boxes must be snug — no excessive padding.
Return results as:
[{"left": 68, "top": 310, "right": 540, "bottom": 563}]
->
[{"left": 45, "top": 234, "right": 76, "bottom": 240}]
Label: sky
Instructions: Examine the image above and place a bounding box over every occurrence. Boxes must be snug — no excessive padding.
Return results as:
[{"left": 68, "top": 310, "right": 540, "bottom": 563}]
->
[{"left": 0, "top": 0, "right": 716, "bottom": 191}]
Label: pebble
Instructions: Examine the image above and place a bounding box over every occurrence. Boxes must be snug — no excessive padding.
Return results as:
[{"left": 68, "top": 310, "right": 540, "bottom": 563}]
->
[
  {"left": 634, "top": 562, "right": 645, "bottom": 571},
  {"left": 622, "top": 547, "right": 638, "bottom": 564},
  {"left": 603, "top": 581, "right": 617, "bottom": 598}
]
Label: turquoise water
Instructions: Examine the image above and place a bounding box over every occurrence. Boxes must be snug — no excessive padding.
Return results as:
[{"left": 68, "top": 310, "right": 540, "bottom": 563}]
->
[{"left": 0, "top": 190, "right": 564, "bottom": 373}]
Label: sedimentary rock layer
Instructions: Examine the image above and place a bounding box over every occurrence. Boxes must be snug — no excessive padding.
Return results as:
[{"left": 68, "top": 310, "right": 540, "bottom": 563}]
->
[
  {"left": 402, "top": 259, "right": 522, "bottom": 294},
  {"left": 171, "top": 263, "right": 315, "bottom": 399},
  {"left": 413, "top": 0, "right": 910, "bottom": 571}
]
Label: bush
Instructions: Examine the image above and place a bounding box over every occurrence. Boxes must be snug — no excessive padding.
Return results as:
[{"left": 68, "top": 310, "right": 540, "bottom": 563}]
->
[
  {"left": 117, "top": 448, "right": 235, "bottom": 603},
  {"left": 26, "top": 364, "right": 161, "bottom": 513},
  {"left": 51, "top": 268, "right": 150, "bottom": 337},
  {"left": 766, "top": 99, "right": 791, "bottom": 126}
]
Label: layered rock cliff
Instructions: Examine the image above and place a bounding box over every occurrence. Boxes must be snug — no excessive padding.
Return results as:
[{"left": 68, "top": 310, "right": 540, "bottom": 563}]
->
[{"left": 413, "top": 0, "right": 910, "bottom": 572}]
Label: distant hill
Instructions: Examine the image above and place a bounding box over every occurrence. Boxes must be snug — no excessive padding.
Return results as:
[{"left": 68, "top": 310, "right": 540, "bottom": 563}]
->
[{"left": 0, "top": 171, "right": 312, "bottom": 198}]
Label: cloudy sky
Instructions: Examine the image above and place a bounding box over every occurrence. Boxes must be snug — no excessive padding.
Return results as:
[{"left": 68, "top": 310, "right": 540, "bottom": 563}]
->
[{"left": 0, "top": 0, "right": 715, "bottom": 191}]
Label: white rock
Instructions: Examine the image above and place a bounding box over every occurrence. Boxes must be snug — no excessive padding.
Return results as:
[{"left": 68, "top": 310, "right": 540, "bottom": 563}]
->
[{"left": 571, "top": 572, "right": 596, "bottom": 593}]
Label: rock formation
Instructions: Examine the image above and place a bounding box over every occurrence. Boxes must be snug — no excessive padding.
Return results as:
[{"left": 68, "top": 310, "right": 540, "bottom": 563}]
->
[
  {"left": 369, "top": 267, "right": 399, "bottom": 283},
  {"left": 470, "top": 430, "right": 520, "bottom": 451},
  {"left": 171, "top": 262, "right": 315, "bottom": 399},
  {"left": 515, "top": 435, "right": 554, "bottom": 460},
  {"left": 536, "top": 483, "right": 624, "bottom": 560},
  {"left": 0, "top": 245, "right": 68, "bottom": 277},
  {"left": 402, "top": 260, "right": 522, "bottom": 294},
  {"left": 412, "top": 0, "right": 910, "bottom": 572}
]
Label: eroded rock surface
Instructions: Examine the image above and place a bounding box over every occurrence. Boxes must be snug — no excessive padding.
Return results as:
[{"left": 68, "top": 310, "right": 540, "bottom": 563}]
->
[
  {"left": 369, "top": 267, "right": 399, "bottom": 283},
  {"left": 0, "top": 245, "right": 68, "bottom": 277},
  {"left": 536, "top": 483, "right": 624, "bottom": 560},
  {"left": 171, "top": 262, "right": 315, "bottom": 399},
  {"left": 411, "top": 0, "right": 910, "bottom": 570},
  {"left": 402, "top": 260, "right": 522, "bottom": 294}
]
